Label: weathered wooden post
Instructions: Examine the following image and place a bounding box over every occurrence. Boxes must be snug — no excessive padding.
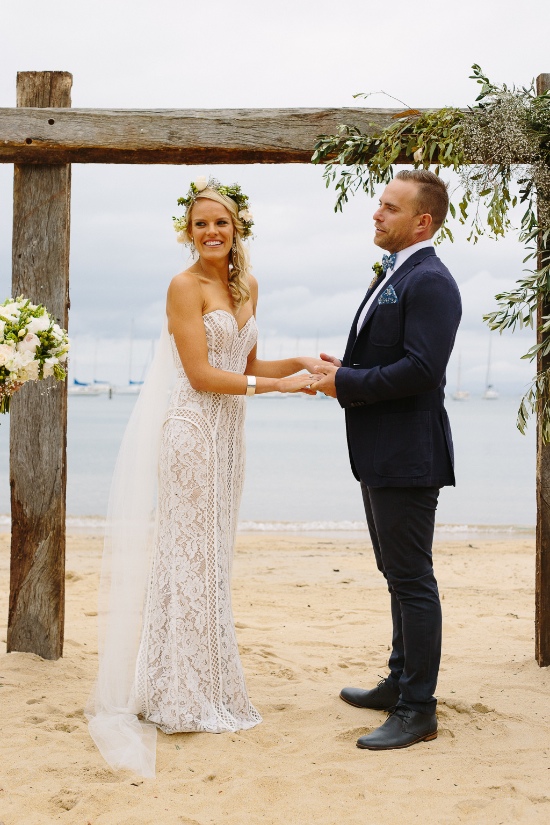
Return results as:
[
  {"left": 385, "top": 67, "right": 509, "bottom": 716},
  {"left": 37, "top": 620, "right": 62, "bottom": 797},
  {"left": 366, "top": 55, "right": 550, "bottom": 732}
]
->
[
  {"left": 7, "top": 71, "right": 72, "bottom": 659},
  {"left": 536, "top": 73, "right": 550, "bottom": 667}
]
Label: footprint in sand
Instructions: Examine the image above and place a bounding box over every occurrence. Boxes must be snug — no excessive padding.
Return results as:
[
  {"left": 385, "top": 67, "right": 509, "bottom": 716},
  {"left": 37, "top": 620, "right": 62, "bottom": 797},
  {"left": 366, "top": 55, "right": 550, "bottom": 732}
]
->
[
  {"left": 50, "top": 790, "right": 79, "bottom": 812},
  {"left": 336, "top": 727, "right": 371, "bottom": 742},
  {"left": 454, "top": 798, "right": 491, "bottom": 815},
  {"left": 52, "top": 722, "right": 79, "bottom": 733},
  {"left": 439, "top": 698, "right": 494, "bottom": 716},
  {"left": 270, "top": 666, "right": 297, "bottom": 680}
]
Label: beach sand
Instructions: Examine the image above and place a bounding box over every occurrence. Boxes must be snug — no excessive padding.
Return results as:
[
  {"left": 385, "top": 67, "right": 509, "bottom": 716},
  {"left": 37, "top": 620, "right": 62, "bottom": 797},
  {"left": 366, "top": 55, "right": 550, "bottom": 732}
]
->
[{"left": 0, "top": 531, "right": 549, "bottom": 825}]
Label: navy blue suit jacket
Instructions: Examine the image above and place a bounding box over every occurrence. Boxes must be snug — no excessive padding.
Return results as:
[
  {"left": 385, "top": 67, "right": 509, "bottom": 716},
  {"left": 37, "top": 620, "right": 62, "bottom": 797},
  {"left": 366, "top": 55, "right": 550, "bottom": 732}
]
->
[{"left": 335, "top": 247, "right": 462, "bottom": 487}]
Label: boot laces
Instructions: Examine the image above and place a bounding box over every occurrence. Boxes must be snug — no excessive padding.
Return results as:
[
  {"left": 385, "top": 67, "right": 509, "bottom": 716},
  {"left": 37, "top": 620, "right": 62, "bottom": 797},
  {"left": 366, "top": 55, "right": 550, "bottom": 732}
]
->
[{"left": 387, "top": 705, "right": 411, "bottom": 722}]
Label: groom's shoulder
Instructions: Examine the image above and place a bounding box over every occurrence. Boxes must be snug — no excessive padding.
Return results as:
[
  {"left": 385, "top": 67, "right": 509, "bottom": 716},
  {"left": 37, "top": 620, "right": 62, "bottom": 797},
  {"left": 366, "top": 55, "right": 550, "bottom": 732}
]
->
[
  {"left": 407, "top": 253, "right": 461, "bottom": 306},
  {"left": 411, "top": 249, "right": 455, "bottom": 283}
]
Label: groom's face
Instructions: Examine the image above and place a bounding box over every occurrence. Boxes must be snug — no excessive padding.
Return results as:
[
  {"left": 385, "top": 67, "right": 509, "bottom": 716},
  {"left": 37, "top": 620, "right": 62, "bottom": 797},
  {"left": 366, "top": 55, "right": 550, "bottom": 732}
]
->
[{"left": 373, "top": 179, "right": 423, "bottom": 254}]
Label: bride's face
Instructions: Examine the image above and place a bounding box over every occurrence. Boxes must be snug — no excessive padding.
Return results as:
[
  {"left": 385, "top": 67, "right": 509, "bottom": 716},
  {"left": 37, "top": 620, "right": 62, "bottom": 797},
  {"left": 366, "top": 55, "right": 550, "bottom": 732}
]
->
[{"left": 190, "top": 198, "right": 235, "bottom": 263}]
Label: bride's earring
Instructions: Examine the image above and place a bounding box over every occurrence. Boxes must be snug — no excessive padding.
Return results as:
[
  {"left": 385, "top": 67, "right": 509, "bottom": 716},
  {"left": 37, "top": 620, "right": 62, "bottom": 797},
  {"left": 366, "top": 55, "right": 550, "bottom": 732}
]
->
[
  {"left": 232, "top": 240, "right": 237, "bottom": 256},
  {"left": 189, "top": 238, "right": 196, "bottom": 255}
]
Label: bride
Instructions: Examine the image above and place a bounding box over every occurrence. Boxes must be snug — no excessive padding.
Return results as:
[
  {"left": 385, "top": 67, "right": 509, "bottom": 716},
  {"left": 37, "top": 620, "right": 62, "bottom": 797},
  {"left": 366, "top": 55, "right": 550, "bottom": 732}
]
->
[{"left": 87, "top": 177, "right": 319, "bottom": 777}]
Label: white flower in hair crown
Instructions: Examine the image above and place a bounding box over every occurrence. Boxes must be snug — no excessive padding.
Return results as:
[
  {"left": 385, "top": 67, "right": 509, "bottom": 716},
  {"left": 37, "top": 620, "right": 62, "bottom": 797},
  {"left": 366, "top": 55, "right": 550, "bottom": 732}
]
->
[{"left": 172, "top": 176, "right": 254, "bottom": 242}]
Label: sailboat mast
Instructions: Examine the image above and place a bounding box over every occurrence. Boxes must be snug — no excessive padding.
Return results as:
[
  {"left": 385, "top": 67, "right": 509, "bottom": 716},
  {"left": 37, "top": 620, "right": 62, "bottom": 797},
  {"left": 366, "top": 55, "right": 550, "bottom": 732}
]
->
[
  {"left": 128, "top": 318, "right": 134, "bottom": 384},
  {"left": 485, "top": 335, "right": 492, "bottom": 390}
]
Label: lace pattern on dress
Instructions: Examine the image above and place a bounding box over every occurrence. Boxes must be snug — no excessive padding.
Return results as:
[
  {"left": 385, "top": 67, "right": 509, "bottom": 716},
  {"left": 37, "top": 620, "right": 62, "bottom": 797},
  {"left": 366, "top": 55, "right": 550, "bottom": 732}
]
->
[{"left": 134, "top": 310, "right": 261, "bottom": 733}]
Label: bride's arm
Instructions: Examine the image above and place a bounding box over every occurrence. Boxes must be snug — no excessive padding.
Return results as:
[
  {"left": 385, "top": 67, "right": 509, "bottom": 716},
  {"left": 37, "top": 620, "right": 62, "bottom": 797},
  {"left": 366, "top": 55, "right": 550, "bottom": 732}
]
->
[
  {"left": 167, "top": 273, "right": 315, "bottom": 395},
  {"left": 246, "top": 350, "right": 321, "bottom": 378}
]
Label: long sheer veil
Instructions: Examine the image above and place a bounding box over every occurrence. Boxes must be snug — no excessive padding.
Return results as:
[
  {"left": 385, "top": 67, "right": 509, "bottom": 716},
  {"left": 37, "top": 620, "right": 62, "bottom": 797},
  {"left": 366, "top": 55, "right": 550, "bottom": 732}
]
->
[{"left": 86, "top": 320, "right": 174, "bottom": 778}]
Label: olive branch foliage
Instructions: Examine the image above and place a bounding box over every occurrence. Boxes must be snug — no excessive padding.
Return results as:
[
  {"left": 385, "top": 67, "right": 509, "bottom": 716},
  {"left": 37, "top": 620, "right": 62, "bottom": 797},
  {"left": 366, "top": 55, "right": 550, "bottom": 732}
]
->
[{"left": 312, "top": 65, "right": 550, "bottom": 439}]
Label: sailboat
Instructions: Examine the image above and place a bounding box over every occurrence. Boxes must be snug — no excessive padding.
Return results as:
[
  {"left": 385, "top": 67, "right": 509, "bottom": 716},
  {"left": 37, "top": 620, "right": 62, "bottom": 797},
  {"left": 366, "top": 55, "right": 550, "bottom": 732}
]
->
[
  {"left": 68, "top": 341, "right": 103, "bottom": 395},
  {"left": 452, "top": 352, "right": 470, "bottom": 401},
  {"left": 114, "top": 319, "right": 142, "bottom": 395},
  {"left": 68, "top": 378, "right": 105, "bottom": 396},
  {"left": 92, "top": 339, "right": 112, "bottom": 395},
  {"left": 482, "top": 335, "right": 499, "bottom": 400}
]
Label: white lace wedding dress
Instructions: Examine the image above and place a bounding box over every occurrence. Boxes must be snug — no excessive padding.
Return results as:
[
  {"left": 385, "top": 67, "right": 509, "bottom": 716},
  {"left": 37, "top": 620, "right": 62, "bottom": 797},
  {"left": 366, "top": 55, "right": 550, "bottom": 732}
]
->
[{"left": 134, "top": 309, "right": 262, "bottom": 734}]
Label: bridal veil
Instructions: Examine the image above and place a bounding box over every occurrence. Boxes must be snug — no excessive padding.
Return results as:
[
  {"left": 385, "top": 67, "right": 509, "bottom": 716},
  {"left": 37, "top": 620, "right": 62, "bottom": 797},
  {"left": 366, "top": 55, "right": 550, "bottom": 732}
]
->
[{"left": 86, "top": 321, "right": 174, "bottom": 778}]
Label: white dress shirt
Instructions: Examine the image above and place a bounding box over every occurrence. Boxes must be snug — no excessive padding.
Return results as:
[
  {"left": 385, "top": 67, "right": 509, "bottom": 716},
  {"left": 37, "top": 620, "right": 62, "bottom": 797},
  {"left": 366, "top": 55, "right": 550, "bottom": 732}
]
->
[{"left": 356, "top": 240, "right": 434, "bottom": 335}]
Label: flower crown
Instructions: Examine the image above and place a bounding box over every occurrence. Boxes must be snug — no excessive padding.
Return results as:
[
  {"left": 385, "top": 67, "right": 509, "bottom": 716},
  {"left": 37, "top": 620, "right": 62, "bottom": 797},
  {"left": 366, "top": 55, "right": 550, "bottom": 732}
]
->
[{"left": 173, "top": 176, "right": 254, "bottom": 242}]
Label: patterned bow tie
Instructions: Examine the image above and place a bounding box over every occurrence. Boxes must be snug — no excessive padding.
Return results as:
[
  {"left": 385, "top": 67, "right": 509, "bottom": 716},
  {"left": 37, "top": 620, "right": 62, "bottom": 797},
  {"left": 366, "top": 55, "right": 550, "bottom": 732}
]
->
[{"left": 382, "top": 253, "right": 397, "bottom": 272}]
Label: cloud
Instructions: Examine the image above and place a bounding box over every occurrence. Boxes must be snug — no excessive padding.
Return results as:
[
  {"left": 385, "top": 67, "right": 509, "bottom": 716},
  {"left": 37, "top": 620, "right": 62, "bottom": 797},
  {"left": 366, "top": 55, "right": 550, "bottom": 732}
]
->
[{"left": 256, "top": 285, "right": 365, "bottom": 338}]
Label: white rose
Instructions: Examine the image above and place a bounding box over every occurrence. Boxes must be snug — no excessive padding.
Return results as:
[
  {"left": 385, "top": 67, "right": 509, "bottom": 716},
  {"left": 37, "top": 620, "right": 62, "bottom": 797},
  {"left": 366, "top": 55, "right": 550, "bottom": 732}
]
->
[
  {"left": 42, "top": 356, "right": 58, "bottom": 378},
  {"left": 0, "top": 319, "right": 5, "bottom": 339},
  {"left": 238, "top": 209, "right": 253, "bottom": 223},
  {"left": 51, "top": 323, "right": 64, "bottom": 341},
  {"left": 0, "top": 342, "right": 16, "bottom": 366},
  {"left": 413, "top": 147, "right": 424, "bottom": 162},
  {"left": 194, "top": 176, "right": 208, "bottom": 192},
  {"left": 6, "top": 349, "right": 33, "bottom": 373},
  {"left": 27, "top": 313, "right": 51, "bottom": 334},
  {"left": 17, "top": 332, "right": 41, "bottom": 353},
  {"left": 0, "top": 302, "right": 20, "bottom": 322},
  {"left": 20, "top": 360, "right": 40, "bottom": 381},
  {"left": 173, "top": 217, "right": 187, "bottom": 232}
]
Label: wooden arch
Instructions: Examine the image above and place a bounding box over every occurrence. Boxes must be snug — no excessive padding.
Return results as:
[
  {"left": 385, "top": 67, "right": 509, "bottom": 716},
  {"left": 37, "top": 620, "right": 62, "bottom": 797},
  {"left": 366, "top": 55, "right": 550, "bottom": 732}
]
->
[{"left": 2, "top": 71, "right": 550, "bottom": 664}]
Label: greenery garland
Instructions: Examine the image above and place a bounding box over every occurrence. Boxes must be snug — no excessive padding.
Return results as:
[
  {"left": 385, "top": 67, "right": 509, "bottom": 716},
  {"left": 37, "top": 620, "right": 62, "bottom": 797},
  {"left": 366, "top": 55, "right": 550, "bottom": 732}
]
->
[{"left": 312, "top": 65, "right": 550, "bottom": 438}]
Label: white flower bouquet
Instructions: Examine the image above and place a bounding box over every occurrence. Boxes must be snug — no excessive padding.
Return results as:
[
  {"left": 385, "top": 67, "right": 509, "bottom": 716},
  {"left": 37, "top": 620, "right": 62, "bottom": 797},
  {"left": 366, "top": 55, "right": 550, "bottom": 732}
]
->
[{"left": 0, "top": 296, "right": 70, "bottom": 414}]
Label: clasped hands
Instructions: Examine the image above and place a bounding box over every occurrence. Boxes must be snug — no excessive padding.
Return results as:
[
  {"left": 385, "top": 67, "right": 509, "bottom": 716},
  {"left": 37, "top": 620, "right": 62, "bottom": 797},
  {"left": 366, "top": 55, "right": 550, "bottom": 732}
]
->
[{"left": 298, "top": 353, "right": 341, "bottom": 398}]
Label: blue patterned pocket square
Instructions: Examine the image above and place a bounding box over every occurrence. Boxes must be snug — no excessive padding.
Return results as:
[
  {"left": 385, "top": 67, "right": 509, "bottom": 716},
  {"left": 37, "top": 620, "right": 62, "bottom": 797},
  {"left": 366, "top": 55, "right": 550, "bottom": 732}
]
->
[{"left": 378, "top": 285, "right": 398, "bottom": 305}]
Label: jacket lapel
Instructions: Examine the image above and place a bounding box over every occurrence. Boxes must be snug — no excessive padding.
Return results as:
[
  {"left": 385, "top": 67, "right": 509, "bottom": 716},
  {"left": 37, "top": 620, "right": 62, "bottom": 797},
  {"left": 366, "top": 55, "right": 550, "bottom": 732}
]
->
[{"left": 353, "top": 247, "right": 437, "bottom": 346}]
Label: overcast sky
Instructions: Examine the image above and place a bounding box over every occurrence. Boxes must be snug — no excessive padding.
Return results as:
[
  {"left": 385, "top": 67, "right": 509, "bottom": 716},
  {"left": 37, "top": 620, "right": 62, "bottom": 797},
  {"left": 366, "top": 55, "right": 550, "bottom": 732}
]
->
[{"left": 0, "top": 0, "right": 547, "bottom": 392}]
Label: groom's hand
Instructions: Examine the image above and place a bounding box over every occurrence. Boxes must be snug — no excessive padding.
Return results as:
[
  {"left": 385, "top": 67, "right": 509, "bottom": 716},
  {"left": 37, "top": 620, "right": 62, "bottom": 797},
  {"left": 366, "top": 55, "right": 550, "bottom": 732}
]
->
[
  {"left": 311, "top": 362, "right": 338, "bottom": 398},
  {"left": 320, "top": 352, "right": 342, "bottom": 368}
]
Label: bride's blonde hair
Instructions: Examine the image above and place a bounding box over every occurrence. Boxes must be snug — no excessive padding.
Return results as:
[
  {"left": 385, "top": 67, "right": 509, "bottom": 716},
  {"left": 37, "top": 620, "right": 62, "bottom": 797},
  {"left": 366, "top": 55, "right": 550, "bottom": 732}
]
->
[{"left": 183, "top": 188, "right": 251, "bottom": 309}]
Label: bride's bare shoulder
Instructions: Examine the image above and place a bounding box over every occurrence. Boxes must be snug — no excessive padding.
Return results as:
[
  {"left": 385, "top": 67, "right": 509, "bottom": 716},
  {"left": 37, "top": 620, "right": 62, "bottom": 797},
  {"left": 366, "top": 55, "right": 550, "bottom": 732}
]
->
[
  {"left": 167, "top": 269, "right": 203, "bottom": 309},
  {"left": 168, "top": 269, "right": 200, "bottom": 294},
  {"left": 170, "top": 266, "right": 199, "bottom": 285}
]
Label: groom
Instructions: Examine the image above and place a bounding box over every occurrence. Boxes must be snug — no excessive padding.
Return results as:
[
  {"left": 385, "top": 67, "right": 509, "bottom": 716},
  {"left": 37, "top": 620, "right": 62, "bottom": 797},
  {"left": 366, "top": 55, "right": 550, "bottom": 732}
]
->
[{"left": 313, "top": 169, "right": 462, "bottom": 750}]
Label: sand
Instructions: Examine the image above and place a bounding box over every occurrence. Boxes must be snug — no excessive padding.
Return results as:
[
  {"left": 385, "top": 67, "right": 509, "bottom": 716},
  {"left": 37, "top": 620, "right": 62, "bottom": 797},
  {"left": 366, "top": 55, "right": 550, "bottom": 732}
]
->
[{"left": 0, "top": 531, "right": 549, "bottom": 825}]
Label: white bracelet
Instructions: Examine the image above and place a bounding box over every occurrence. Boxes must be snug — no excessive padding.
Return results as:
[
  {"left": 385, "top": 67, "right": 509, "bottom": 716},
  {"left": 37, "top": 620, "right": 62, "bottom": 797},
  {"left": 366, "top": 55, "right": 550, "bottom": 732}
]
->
[{"left": 246, "top": 375, "right": 256, "bottom": 397}]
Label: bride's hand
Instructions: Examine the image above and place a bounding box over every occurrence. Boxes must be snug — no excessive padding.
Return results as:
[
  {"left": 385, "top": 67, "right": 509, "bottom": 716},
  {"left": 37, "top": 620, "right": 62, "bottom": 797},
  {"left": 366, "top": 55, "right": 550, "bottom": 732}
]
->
[{"left": 277, "top": 373, "right": 318, "bottom": 394}]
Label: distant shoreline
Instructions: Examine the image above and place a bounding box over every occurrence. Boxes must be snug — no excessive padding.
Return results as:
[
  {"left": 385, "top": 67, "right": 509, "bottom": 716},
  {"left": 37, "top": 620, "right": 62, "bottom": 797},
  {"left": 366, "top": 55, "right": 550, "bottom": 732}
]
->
[{"left": 0, "top": 514, "right": 535, "bottom": 541}]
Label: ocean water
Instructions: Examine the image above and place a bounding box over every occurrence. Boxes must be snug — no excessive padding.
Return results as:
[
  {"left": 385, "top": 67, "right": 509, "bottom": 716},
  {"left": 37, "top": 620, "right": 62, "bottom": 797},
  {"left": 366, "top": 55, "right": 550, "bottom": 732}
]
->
[{"left": 0, "top": 392, "right": 536, "bottom": 531}]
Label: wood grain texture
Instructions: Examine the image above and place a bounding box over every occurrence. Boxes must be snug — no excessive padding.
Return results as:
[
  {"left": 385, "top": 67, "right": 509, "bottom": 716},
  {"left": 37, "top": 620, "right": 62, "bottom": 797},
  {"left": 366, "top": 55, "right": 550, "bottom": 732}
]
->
[
  {"left": 8, "top": 72, "right": 72, "bottom": 660},
  {"left": 535, "top": 73, "right": 550, "bottom": 667},
  {"left": 0, "top": 106, "right": 437, "bottom": 164},
  {"left": 15, "top": 71, "right": 73, "bottom": 109}
]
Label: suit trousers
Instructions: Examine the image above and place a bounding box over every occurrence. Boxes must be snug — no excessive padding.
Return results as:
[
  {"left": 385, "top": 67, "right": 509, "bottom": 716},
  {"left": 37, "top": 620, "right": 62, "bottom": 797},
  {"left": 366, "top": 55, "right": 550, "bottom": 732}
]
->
[{"left": 361, "top": 483, "right": 441, "bottom": 714}]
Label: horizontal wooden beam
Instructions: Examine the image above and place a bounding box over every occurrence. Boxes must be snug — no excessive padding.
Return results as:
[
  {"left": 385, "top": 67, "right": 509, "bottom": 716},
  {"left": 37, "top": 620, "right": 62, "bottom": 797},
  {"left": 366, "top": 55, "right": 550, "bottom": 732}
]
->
[{"left": 0, "top": 106, "right": 432, "bottom": 165}]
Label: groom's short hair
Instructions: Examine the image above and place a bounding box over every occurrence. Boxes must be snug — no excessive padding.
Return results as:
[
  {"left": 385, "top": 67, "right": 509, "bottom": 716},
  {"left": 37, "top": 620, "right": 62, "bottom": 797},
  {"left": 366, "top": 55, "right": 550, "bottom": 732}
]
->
[{"left": 396, "top": 169, "right": 449, "bottom": 232}]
